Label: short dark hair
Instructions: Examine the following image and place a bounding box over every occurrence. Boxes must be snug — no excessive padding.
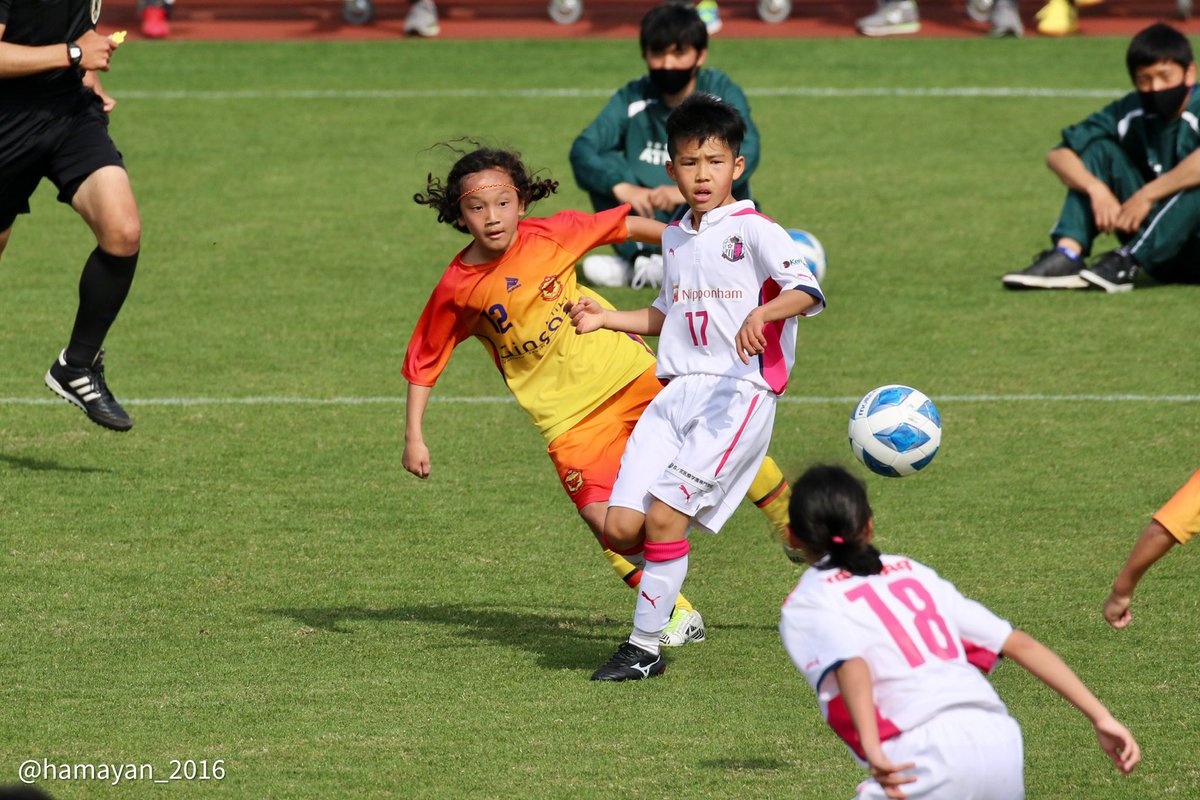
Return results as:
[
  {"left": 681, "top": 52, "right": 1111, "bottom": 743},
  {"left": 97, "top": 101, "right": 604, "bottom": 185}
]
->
[
  {"left": 640, "top": 1, "right": 707, "bottom": 56},
  {"left": 665, "top": 92, "right": 746, "bottom": 159},
  {"left": 1127, "top": 23, "right": 1194, "bottom": 79}
]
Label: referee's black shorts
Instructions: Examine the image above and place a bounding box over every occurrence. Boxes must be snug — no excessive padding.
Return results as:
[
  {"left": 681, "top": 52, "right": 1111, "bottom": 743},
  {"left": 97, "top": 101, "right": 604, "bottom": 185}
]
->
[{"left": 0, "top": 89, "right": 125, "bottom": 231}]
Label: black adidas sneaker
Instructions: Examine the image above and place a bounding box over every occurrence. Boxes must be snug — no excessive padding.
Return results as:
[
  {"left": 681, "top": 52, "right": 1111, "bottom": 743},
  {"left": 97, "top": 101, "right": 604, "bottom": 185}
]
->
[{"left": 45, "top": 350, "right": 134, "bottom": 432}]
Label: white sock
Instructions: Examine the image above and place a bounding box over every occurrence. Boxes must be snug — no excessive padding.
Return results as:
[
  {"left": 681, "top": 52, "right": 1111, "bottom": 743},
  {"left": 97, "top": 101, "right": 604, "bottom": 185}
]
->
[{"left": 629, "top": 553, "right": 688, "bottom": 655}]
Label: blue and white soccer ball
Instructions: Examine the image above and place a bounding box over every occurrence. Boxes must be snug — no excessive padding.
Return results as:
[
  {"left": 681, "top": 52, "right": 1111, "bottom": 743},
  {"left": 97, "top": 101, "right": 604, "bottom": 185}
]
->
[
  {"left": 848, "top": 385, "right": 942, "bottom": 477},
  {"left": 787, "top": 228, "right": 826, "bottom": 284}
]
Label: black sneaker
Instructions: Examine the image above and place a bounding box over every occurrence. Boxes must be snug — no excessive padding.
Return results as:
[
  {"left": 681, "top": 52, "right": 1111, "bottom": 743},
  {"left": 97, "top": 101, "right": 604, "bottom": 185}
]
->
[
  {"left": 590, "top": 642, "right": 665, "bottom": 682},
  {"left": 1002, "top": 249, "right": 1087, "bottom": 290},
  {"left": 44, "top": 350, "right": 134, "bottom": 432},
  {"left": 1080, "top": 250, "right": 1138, "bottom": 293}
]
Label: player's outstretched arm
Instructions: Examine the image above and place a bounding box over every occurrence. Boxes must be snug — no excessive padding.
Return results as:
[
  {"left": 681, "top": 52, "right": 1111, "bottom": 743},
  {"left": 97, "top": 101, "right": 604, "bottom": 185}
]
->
[
  {"left": 1104, "top": 520, "right": 1178, "bottom": 629},
  {"left": 403, "top": 383, "right": 434, "bottom": 479},
  {"left": 1001, "top": 630, "right": 1140, "bottom": 775},
  {"left": 625, "top": 215, "right": 666, "bottom": 246},
  {"left": 834, "top": 658, "right": 916, "bottom": 800},
  {"left": 567, "top": 298, "right": 664, "bottom": 336}
]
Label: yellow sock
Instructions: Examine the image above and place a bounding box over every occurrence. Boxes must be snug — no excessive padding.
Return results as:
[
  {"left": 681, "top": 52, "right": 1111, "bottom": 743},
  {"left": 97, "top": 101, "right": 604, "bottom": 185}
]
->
[
  {"left": 748, "top": 455, "right": 792, "bottom": 543},
  {"left": 602, "top": 548, "right": 694, "bottom": 612}
]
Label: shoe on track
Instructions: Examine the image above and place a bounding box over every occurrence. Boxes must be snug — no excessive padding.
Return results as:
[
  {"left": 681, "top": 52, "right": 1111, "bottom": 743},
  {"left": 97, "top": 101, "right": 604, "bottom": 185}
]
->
[
  {"left": 856, "top": 1, "right": 920, "bottom": 37},
  {"left": 591, "top": 642, "right": 666, "bottom": 681},
  {"left": 660, "top": 607, "right": 706, "bottom": 647},
  {"left": 988, "top": 0, "right": 1023, "bottom": 37},
  {"left": 45, "top": 350, "right": 133, "bottom": 432},
  {"left": 1002, "top": 249, "right": 1086, "bottom": 289},
  {"left": 1080, "top": 250, "right": 1138, "bottom": 293},
  {"left": 404, "top": 0, "right": 440, "bottom": 37},
  {"left": 1035, "top": 0, "right": 1078, "bottom": 36}
]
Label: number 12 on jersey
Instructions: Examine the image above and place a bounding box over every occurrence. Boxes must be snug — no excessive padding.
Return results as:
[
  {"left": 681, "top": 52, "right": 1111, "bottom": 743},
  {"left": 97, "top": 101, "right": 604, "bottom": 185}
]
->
[{"left": 845, "top": 578, "right": 960, "bottom": 668}]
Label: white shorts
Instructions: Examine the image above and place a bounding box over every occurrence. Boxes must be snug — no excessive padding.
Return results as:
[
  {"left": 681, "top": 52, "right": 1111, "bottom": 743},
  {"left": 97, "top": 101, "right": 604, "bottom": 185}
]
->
[
  {"left": 854, "top": 707, "right": 1024, "bottom": 800},
  {"left": 609, "top": 373, "right": 775, "bottom": 534}
]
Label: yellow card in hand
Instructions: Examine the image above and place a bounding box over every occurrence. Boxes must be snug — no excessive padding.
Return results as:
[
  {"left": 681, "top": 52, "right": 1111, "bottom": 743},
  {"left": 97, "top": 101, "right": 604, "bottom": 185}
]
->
[{"left": 112, "top": 30, "right": 127, "bottom": 44}]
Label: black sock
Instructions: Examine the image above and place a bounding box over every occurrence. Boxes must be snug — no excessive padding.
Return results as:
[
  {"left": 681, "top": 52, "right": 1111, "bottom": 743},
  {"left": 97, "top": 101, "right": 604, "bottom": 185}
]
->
[{"left": 64, "top": 247, "right": 139, "bottom": 368}]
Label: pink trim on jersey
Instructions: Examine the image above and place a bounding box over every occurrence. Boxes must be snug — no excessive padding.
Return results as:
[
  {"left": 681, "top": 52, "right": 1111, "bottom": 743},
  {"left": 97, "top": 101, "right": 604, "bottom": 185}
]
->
[
  {"left": 731, "top": 208, "right": 777, "bottom": 223},
  {"left": 826, "top": 693, "right": 903, "bottom": 760},
  {"left": 645, "top": 539, "right": 691, "bottom": 562},
  {"left": 962, "top": 639, "right": 1001, "bottom": 675},
  {"left": 756, "top": 278, "right": 789, "bottom": 394},
  {"left": 714, "top": 394, "right": 761, "bottom": 477}
]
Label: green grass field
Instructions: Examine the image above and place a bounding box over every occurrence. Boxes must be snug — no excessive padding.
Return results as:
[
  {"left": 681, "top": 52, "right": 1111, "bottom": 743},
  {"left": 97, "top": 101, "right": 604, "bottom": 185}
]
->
[{"left": 1, "top": 35, "right": 1198, "bottom": 798}]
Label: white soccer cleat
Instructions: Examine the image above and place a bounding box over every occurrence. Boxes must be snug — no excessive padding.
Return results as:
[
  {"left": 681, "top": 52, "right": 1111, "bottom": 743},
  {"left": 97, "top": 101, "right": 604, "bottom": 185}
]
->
[
  {"left": 660, "top": 607, "right": 706, "bottom": 647},
  {"left": 580, "top": 254, "right": 631, "bottom": 287},
  {"left": 630, "top": 253, "right": 664, "bottom": 289}
]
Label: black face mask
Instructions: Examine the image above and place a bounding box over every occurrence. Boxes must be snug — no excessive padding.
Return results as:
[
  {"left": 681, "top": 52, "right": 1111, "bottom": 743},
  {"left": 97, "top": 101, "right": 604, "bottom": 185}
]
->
[
  {"left": 1139, "top": 82, "right": 1191, "bottom": 118},
  {"left": 649, "top": 66, "right": 696, "bottom": 96}
]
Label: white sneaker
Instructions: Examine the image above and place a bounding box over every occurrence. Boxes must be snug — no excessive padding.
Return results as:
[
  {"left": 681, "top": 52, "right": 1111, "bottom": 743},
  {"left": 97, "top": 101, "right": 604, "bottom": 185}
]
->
[
  {"left": 580, "top": 254, "right": 631, "bottom": 287},
  {"left": 404, "top": 0, "right": 440, "bottom": 36},
  {"left": 660, "top": 607, "right": 706, "bottom": 647},
  {"left": 856, "top": 0, "right": 920, "bottom": 36},
  {"left": 630, "top": 253, "right": 664, "bottom": 290}
]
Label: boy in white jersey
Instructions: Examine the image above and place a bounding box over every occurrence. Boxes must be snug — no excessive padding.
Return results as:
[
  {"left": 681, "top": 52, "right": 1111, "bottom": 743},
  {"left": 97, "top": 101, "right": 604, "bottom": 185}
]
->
[
  {"left": 780, "top": 465, "right": 1140, "bottom": 799},
  {"left": 568, "top": 93, "right": 825, "bottom": 681}
]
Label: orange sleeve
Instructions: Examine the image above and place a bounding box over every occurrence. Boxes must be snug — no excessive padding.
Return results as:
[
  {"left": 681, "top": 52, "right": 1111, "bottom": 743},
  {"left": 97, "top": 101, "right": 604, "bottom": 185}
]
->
[
  {"left": 402, "top": 271, "right": 475, "bottom": 388},
  {"left": 1153, "top": 469, "right": 1200, "bottom": 545},
  {"left": 526, "top": 204, "right": 631, "bottom": 258}
]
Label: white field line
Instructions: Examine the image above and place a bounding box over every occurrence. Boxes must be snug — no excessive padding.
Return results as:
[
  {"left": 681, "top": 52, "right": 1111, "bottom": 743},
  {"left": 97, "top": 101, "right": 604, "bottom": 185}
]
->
[
  {"left": 113, "top": 86, "right": 1126, "bottom": 101},
  {"left": 2, "top": 394, "right": 1197, "bottom": 407}
]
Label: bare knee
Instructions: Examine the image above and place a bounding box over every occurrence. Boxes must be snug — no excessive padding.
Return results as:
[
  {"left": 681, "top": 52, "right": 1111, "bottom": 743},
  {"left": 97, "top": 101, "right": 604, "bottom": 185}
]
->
[
  {"left": 646, "top": 499, "right": 690, "bottom": 543},
  {"left": 603, "top": 506, "right": 646, "bottom": 553},
  {"left": 98, "top": 216, "right": 141, "bottom": 257},
  {"left": 0, "top": 227, "right": 10, "bottom": 260}
]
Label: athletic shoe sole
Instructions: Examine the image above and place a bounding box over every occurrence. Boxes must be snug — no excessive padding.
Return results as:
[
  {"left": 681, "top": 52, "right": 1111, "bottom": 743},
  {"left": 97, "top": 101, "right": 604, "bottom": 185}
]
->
[
  {"left": 1079, "top": 269, "right": 1135, "bottom": 293},
  {"left": 858, "top": 22, "right": 920, "bottom": 36},
  {"left": 1001, "top": 273, "right": 1088, "bottom": 290}
]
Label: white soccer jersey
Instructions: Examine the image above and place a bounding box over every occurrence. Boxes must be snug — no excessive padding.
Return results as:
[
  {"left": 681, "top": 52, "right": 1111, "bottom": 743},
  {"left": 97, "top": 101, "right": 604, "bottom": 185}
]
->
[
  {"left": 780, "top": 555, "right": 1013, "bottom": 760},
  {"left": 654, "top": 200, "right": 824, "bottom": 395}
]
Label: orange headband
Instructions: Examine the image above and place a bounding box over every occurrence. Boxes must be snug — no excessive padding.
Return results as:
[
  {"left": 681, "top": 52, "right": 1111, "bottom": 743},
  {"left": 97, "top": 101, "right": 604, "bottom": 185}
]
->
[{"left": 457, "top": 183, "right": 518, "bottom": 203}]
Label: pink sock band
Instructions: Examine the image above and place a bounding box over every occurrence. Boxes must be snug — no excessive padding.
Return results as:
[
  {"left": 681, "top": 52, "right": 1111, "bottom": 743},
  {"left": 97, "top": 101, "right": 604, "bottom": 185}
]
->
[{"left": 644, "top": 539, "right": 690, "bottom": 562}]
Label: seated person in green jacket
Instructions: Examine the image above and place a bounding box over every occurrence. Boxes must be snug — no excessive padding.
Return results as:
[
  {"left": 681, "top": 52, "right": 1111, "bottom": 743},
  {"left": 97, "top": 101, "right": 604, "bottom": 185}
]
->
[
  {"left": 1003, "top": 23, "right": 1200, "bottom": 294},
  {"left": 570, "top": 1, "right": 760, "bottom": 288}
]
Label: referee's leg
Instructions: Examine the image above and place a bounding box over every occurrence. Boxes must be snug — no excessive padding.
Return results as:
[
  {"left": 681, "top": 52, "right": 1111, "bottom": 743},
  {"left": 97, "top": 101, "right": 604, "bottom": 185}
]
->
[
  {"left": 63, "top": 165, "right": 141, "bottom": 370},
  {"left": 0, "top": 226, "right": 11, "bottom": 261},
  {"left": 72, "top": 165, "right": 141, "bottom": 257}
]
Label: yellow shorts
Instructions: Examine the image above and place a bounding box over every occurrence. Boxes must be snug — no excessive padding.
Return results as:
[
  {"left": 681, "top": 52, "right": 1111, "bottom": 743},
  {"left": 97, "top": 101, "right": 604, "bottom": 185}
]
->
[
  {"left": 547, "top": 366, "right": 662, "bottom": 510},
  {"left": 1154, "top": 468, "right": 1200, "bottom": 544}
]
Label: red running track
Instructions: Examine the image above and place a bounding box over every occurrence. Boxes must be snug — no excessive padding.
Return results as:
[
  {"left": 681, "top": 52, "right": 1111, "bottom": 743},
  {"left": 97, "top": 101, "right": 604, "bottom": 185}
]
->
[{"left": 99, "top": 0, "right": 1200, "bottom": 41}]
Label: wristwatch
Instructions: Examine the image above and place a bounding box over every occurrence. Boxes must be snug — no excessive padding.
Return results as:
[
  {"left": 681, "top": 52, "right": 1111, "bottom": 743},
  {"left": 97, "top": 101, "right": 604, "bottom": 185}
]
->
[{"left": 67, "top": 41, "right": 83, "bottom": 68}]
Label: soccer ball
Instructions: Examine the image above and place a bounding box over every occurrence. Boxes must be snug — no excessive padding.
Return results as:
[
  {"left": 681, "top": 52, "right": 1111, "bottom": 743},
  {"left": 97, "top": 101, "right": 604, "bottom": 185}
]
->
[
  {"left": 787, "top": 228, "right": 826, "bottom": 284},
  {"left": 848, "top": 385, "right": 941, "bottom": 477}
]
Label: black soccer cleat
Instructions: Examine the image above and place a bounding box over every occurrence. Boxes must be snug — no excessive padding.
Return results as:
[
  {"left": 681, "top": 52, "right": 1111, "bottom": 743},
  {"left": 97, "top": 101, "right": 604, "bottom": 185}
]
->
[
  {"left": 45, "top": 350, "right": 134, "bottom": 432},
  {"left": 1080, "top": 249, "right": 1138, "bottom": 293},
  {"left": 1001, "top": 249, "right": 1087, "bottom": 290},
  {"left": 590, "top": 642, "right": 666, "bottom": 682}
]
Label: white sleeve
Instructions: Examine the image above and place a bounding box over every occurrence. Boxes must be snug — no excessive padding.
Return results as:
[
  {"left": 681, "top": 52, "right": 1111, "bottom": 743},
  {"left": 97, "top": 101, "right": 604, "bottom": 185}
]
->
[
  {"left": 780, "top": 597, "right": 866, "bottom": 690},
  {"left": 749, "top": 220, "right": 825, "bottom": 314},
  {"left": 941, "top": 579, "right": 1013, "bottom": 675}
]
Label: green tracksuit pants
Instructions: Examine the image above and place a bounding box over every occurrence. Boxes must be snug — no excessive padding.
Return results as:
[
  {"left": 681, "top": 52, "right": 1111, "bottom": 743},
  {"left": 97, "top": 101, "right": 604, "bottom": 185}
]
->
[{"left": 1052, "top": 138, "right": 1200, "bottom": 283}]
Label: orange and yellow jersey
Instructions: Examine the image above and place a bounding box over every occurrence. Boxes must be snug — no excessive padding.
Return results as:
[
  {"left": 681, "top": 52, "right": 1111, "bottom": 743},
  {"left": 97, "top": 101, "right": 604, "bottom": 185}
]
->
[{"left": 403, "top": 204, "right": 657, "bottom": 444}]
